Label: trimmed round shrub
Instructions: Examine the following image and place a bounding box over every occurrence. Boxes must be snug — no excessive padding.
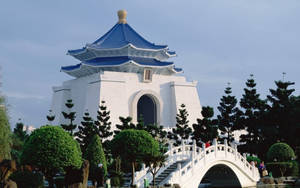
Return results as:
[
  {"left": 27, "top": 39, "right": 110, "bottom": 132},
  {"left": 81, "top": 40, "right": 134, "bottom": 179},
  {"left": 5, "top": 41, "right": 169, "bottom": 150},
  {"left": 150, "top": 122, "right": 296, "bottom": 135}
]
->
[
  {"left": 267, "top": 142, "right": 295, "bottom": 162},
  {"left": 21, "top": 126, "right": 82, "bottom": 187},
  {"left": 84, "top": 134, "right": 107, "bottom": 184},
  {"left": 266, "top": 162, "right": 293, "bottom": 177},
  {"left": 9, "top": 170, "right": 44, "bottom": 188},
  {"left": 286, "top": 160, "right": 299, "bottom": 177}
]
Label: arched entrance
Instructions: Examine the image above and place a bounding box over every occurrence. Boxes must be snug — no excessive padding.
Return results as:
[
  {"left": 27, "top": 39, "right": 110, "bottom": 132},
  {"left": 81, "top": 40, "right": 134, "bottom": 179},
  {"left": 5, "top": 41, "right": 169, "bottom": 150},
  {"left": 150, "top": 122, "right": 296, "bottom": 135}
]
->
[
  {"left": 199, "top": 164, "right": 242, "bottom": 188},
  {"left": 137, "top": 95, "right": 157, "bottom": 125}
]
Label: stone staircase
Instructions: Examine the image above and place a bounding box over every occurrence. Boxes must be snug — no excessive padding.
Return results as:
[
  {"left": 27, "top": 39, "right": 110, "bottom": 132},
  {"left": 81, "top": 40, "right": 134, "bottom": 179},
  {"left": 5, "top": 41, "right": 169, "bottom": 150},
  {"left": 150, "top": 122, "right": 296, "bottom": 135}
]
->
[
  {"left": 151, "top": 160, "right": 187, "bottom": 186},
  {"left": 122, "top": 173, "right": 132, "bottom": 187}
]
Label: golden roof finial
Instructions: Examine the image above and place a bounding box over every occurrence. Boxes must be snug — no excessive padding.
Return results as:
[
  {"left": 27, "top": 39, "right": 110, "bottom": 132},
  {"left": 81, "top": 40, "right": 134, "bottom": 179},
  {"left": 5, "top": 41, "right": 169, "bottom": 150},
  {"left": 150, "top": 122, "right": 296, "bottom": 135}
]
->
[{"left": 118, "top": 10, "right": 127, "bottom": 24}]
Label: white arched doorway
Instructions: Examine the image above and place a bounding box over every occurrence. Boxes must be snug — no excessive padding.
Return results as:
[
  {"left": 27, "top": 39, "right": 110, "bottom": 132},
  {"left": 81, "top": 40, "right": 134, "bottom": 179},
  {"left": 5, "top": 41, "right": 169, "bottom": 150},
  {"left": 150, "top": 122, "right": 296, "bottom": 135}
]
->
[{"left": 130, "top": 90, "right": 162, "bottom": 125}]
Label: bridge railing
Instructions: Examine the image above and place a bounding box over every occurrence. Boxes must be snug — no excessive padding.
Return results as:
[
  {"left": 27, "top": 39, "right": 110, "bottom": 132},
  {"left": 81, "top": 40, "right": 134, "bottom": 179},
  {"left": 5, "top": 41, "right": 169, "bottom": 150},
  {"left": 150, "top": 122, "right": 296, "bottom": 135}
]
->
[
  {"left": 164, "top": 139, "right": 260, "bottom": 186},
  {"left": 134, "top": 142, "right": 192, "bottom": 187},
  {"left": 134, "top": 138, "right": 260, "bottom": 187}
]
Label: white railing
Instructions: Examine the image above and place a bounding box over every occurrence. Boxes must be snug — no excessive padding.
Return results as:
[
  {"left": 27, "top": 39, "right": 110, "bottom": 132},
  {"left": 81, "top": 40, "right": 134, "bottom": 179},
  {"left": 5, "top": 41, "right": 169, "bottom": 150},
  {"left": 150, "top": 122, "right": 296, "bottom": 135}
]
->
[{"left": 134, "top": 138, "right": 260, "bottom": 187}]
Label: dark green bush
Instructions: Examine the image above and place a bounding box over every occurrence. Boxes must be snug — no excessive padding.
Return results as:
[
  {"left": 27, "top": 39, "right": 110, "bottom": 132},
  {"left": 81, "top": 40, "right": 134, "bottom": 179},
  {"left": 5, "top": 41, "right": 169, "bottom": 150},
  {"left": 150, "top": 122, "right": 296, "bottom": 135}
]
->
[
  {"left": 247, "top": 156, "right": 261, "bottom": 167},
  {"left": 266, "top": 162, "right": 293, "bottom": 177},
  {"left": 286, "top": 160, "right": 299, "bottom": 177},
  {"left": 267, "top": 143, "right": 295, "bottom": 162},
  {"left": 9, "top": 170, "right": 44, "bottom": 188},
  {"left": 110, "top": 171, "right": 124, "bottom": 187}
]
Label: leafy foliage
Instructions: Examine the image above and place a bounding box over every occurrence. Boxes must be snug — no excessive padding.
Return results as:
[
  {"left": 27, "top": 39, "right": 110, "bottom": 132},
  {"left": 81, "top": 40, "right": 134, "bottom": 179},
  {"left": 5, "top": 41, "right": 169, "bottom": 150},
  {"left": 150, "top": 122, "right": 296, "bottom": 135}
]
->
[
  {"left": 114, "top": 116, "right": 136, "bottom": 135},
  {"left": 94, "top": 101, "right": 113, "bottom": 157},
  {"left": 46, "top": 110, "right": 55, "bottom": 123},
  {"left": 169, "top": 104, "right": 192, "bottom": 146},
  {"left": 192, "top": 106, "right": 218, "bottom": 145},
  {"left": 84, "top": 135, "right": 107, "bottom": 177},
  {"left": 75, "top": 112, "right": 96, "bottom": 154},
  {"left": 266, "top": 162, "right": 293, "bottom": 177},
  {"left": 21, "top": 126, "right": 82, "bottom": 187},
  {"left": 238, "top": 75, "right": 266, "bottom": 155},
  {"left": 61, "top": 99, "right": 77, "bottom": 136},
  {"left": 246, "top": 156, "right": 261, "bottom": 167},
  {"left": 111, "top": 129, "right": 159, "bottom": 185},
  {"left": 13, "top": 121, "right": 28, "bottom": 142},
  {"left": 265, "top": 81, "right": 297, "bottom": 147},
  {"left": 144, "top": 152, "right": 167, "bottom": 186},
  {"left": 0, "top": 99, "right": 11, "bottom": 160},
  {"left": 217, "top": 84, "right": 241, "bottom": 142},
  {"left": 9, "top": 170, "right": 44, "bottom": 188},
  {"left": 267, "top": 142, "right": 295, "bottom": 162},
  {"left": 95, "top": 101, "right": 113, "bottom": 140}
]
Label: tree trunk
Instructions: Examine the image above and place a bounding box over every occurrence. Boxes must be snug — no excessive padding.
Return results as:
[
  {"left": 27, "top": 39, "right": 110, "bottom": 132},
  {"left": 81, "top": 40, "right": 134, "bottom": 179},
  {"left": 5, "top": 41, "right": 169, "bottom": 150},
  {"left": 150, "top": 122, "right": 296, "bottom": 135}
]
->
[
  {"left": 152, "top": 172, "right": 156, "bottom": 187},
  {"left": 47, "top": 176, "right": 54, "bottom": 188},
  {"left": 131, "top": 162, "right": 135, "bottom": 186}
]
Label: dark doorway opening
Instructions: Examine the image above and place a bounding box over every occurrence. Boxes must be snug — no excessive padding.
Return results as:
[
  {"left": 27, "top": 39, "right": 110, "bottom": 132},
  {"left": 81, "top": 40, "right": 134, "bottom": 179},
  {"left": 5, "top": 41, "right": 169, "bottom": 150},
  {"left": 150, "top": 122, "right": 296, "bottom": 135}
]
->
[
  {"left": 199, "top": 164, "right": 241, "bottom": 188},
  {"left": 137, "top": 95, "right": 157, "bottom": 126}
]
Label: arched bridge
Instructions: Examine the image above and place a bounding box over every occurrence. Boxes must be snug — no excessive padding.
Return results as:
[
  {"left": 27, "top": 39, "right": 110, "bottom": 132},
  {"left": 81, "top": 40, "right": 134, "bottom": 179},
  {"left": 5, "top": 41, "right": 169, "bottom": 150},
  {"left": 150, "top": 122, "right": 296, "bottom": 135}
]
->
[{"left": 134, "top": 139, "right": 260, "bottom": 188}]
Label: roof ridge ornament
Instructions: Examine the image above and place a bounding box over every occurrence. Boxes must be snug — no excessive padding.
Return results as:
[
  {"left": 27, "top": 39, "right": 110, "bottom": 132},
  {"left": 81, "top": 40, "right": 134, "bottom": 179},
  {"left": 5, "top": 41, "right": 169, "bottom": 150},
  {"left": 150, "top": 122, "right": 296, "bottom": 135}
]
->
[{"left": 118, "top": 10, "right": 127, "bottom": 24}]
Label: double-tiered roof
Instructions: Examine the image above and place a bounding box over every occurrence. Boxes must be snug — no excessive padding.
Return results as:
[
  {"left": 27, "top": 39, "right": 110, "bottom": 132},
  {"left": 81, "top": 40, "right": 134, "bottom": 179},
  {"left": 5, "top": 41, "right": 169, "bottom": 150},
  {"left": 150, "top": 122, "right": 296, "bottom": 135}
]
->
[{"left": 62, "top": 10, "right": 182, "bottom": 77}]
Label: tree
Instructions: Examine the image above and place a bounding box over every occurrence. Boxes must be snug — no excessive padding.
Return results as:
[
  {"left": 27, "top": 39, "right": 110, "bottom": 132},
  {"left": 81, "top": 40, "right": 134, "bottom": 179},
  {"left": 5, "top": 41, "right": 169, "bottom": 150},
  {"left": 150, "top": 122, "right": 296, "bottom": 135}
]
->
[
  {"left": 169, "top": 104, "right": 192, "bottom": 146},
  {"left": 11, "top": 120, "right": 29, "bottom": 165},
  {"left": 238, "top": 75, "right": 266, "bottom": 155},
  {"left": 144, "top": 152, "right": 167, "bottom": 186},
  {"left": 21, "top": 126, "right": 82, "bottom": 187},
  {"left": 192, "top": 106, "right": 218, "bottom": 146},
  {"left": 61, "top": 99, "right": 77, "bottom": 136},
  {"left": 217, "top": 84, "right": 241, "bottom": 142},
  {"left": 0, "top": 98, "right": 11, "bottom": 160},
  {"left": 144, "top": 124, "right": 168, "bottom": 153},
  {"left": 111, "top": 129, "right": 159, "bottom": 186},
  {"left": 84, "top": 135, "right": 107, "bottom": 186},
  {"left": 46, "top": 110, "right": 55, "bottom": 124},
  {"left": 75, "top": 111, "right": 96, "bottom": 154},
  {"left": 13, "top": 120, "right": 28, "bottom": 142},
  {"left": 114, "top": 116, "right": 136, "bottom": 135},
  {"left": 95, "top": 101, "right": 113, "bottom": 150},
  {"left": 266, "top": 142, "right": 296, "bottom": 177},
  {"left": 266, "top": 80, "right": 296, "bottom": 147}
]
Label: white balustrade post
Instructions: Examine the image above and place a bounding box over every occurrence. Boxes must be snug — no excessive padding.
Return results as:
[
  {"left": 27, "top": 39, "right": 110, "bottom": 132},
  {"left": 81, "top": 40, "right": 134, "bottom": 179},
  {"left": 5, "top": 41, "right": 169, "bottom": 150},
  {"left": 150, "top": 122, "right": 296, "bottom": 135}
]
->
[
  {"left": 213, "top": 138, "right": 217, "bottom": 158},
  {"left": 202, "top": 143, "right": 206, "bottom": 165},
  {"left": 243, "top": 153, "right": 247, "bottom": 169},
  {"left": 234, "top": 144, "right": 237, "bottom": 161},
  {"left": 177, "top": 162, "right": 182, "bottom": 178},
  {"left": 141, "top": 163, "right": 145, "bottom": 171},
  {"left": 224, "top": 139, "right": 228, "bottom": 158},
  {"left": 169, "top": 143, "right": 173, "bottom": 165},
  {"left": 252, "top": 161, "right": 255, "bottom": 177},
  {"left": 192, "top": 140, "right": 196, "bottom": 159},
  {"left": 181, "top": 141, "right": 185, "bottom": 159}
]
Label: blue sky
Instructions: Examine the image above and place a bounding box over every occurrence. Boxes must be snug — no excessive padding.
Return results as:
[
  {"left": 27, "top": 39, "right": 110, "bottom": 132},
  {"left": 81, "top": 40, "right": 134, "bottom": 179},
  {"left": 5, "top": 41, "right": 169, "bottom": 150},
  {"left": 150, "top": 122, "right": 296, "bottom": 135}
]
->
[{"left": 1, "top": 0, "right": 300, "bottom": 128}]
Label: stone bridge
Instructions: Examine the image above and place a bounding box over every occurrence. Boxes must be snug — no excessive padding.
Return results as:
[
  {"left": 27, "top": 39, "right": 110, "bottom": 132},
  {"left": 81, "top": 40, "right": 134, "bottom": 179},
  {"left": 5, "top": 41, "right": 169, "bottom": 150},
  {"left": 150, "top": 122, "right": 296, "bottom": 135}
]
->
[{"left": 133, "top": 139, "right": 260, "bottom": 188}]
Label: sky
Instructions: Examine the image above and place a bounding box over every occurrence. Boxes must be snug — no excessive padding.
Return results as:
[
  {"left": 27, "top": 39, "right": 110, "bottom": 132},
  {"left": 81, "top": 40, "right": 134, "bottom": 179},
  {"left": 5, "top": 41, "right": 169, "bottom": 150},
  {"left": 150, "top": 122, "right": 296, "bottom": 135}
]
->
[{"left": 1, "top": 0, "right": 300, "bottom": 128}]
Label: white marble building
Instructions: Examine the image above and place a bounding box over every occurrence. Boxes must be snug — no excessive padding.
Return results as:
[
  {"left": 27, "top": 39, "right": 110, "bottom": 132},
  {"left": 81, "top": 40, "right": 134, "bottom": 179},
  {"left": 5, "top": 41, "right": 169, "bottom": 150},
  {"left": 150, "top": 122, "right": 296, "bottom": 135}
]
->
[{"left": 51, "top": 10, "right": 202, "bottom": 129}]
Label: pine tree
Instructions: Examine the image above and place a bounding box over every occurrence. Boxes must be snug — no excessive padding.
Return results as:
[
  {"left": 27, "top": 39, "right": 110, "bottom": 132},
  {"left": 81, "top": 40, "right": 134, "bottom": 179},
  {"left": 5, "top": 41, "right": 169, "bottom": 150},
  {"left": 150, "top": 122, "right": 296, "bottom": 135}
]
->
[
  {"left": 75, "top": 111, "right": 96, "bottom": 154},
  {"left": 13, "top": 120, "right": 28, "bottom": 141},
  {"left": 266, "top": 79, "right": 295, "bottom": 146},
  {"left": 114, "top": 116, "right": 136, "bottom": 135},
  {"left": 192, "top": 106, "right": 218, "bottom": 146},
  {"left": 61, "top": 99, "right": 77, "bottom": 136},
  {"left": 238, "top": 75, "right": 266, "bottom": 154},
  {"left": 46, "top": 110, "right": 55, "bottom": 124},
  {"left": 217, "top": 83, "right": 241, "bottom": 142},
  {"left": 95, "top": 101, "right": 113, "bottom": 141},
  {"left": 169, "top": 104, "right": 192, "bottom": 146}
]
